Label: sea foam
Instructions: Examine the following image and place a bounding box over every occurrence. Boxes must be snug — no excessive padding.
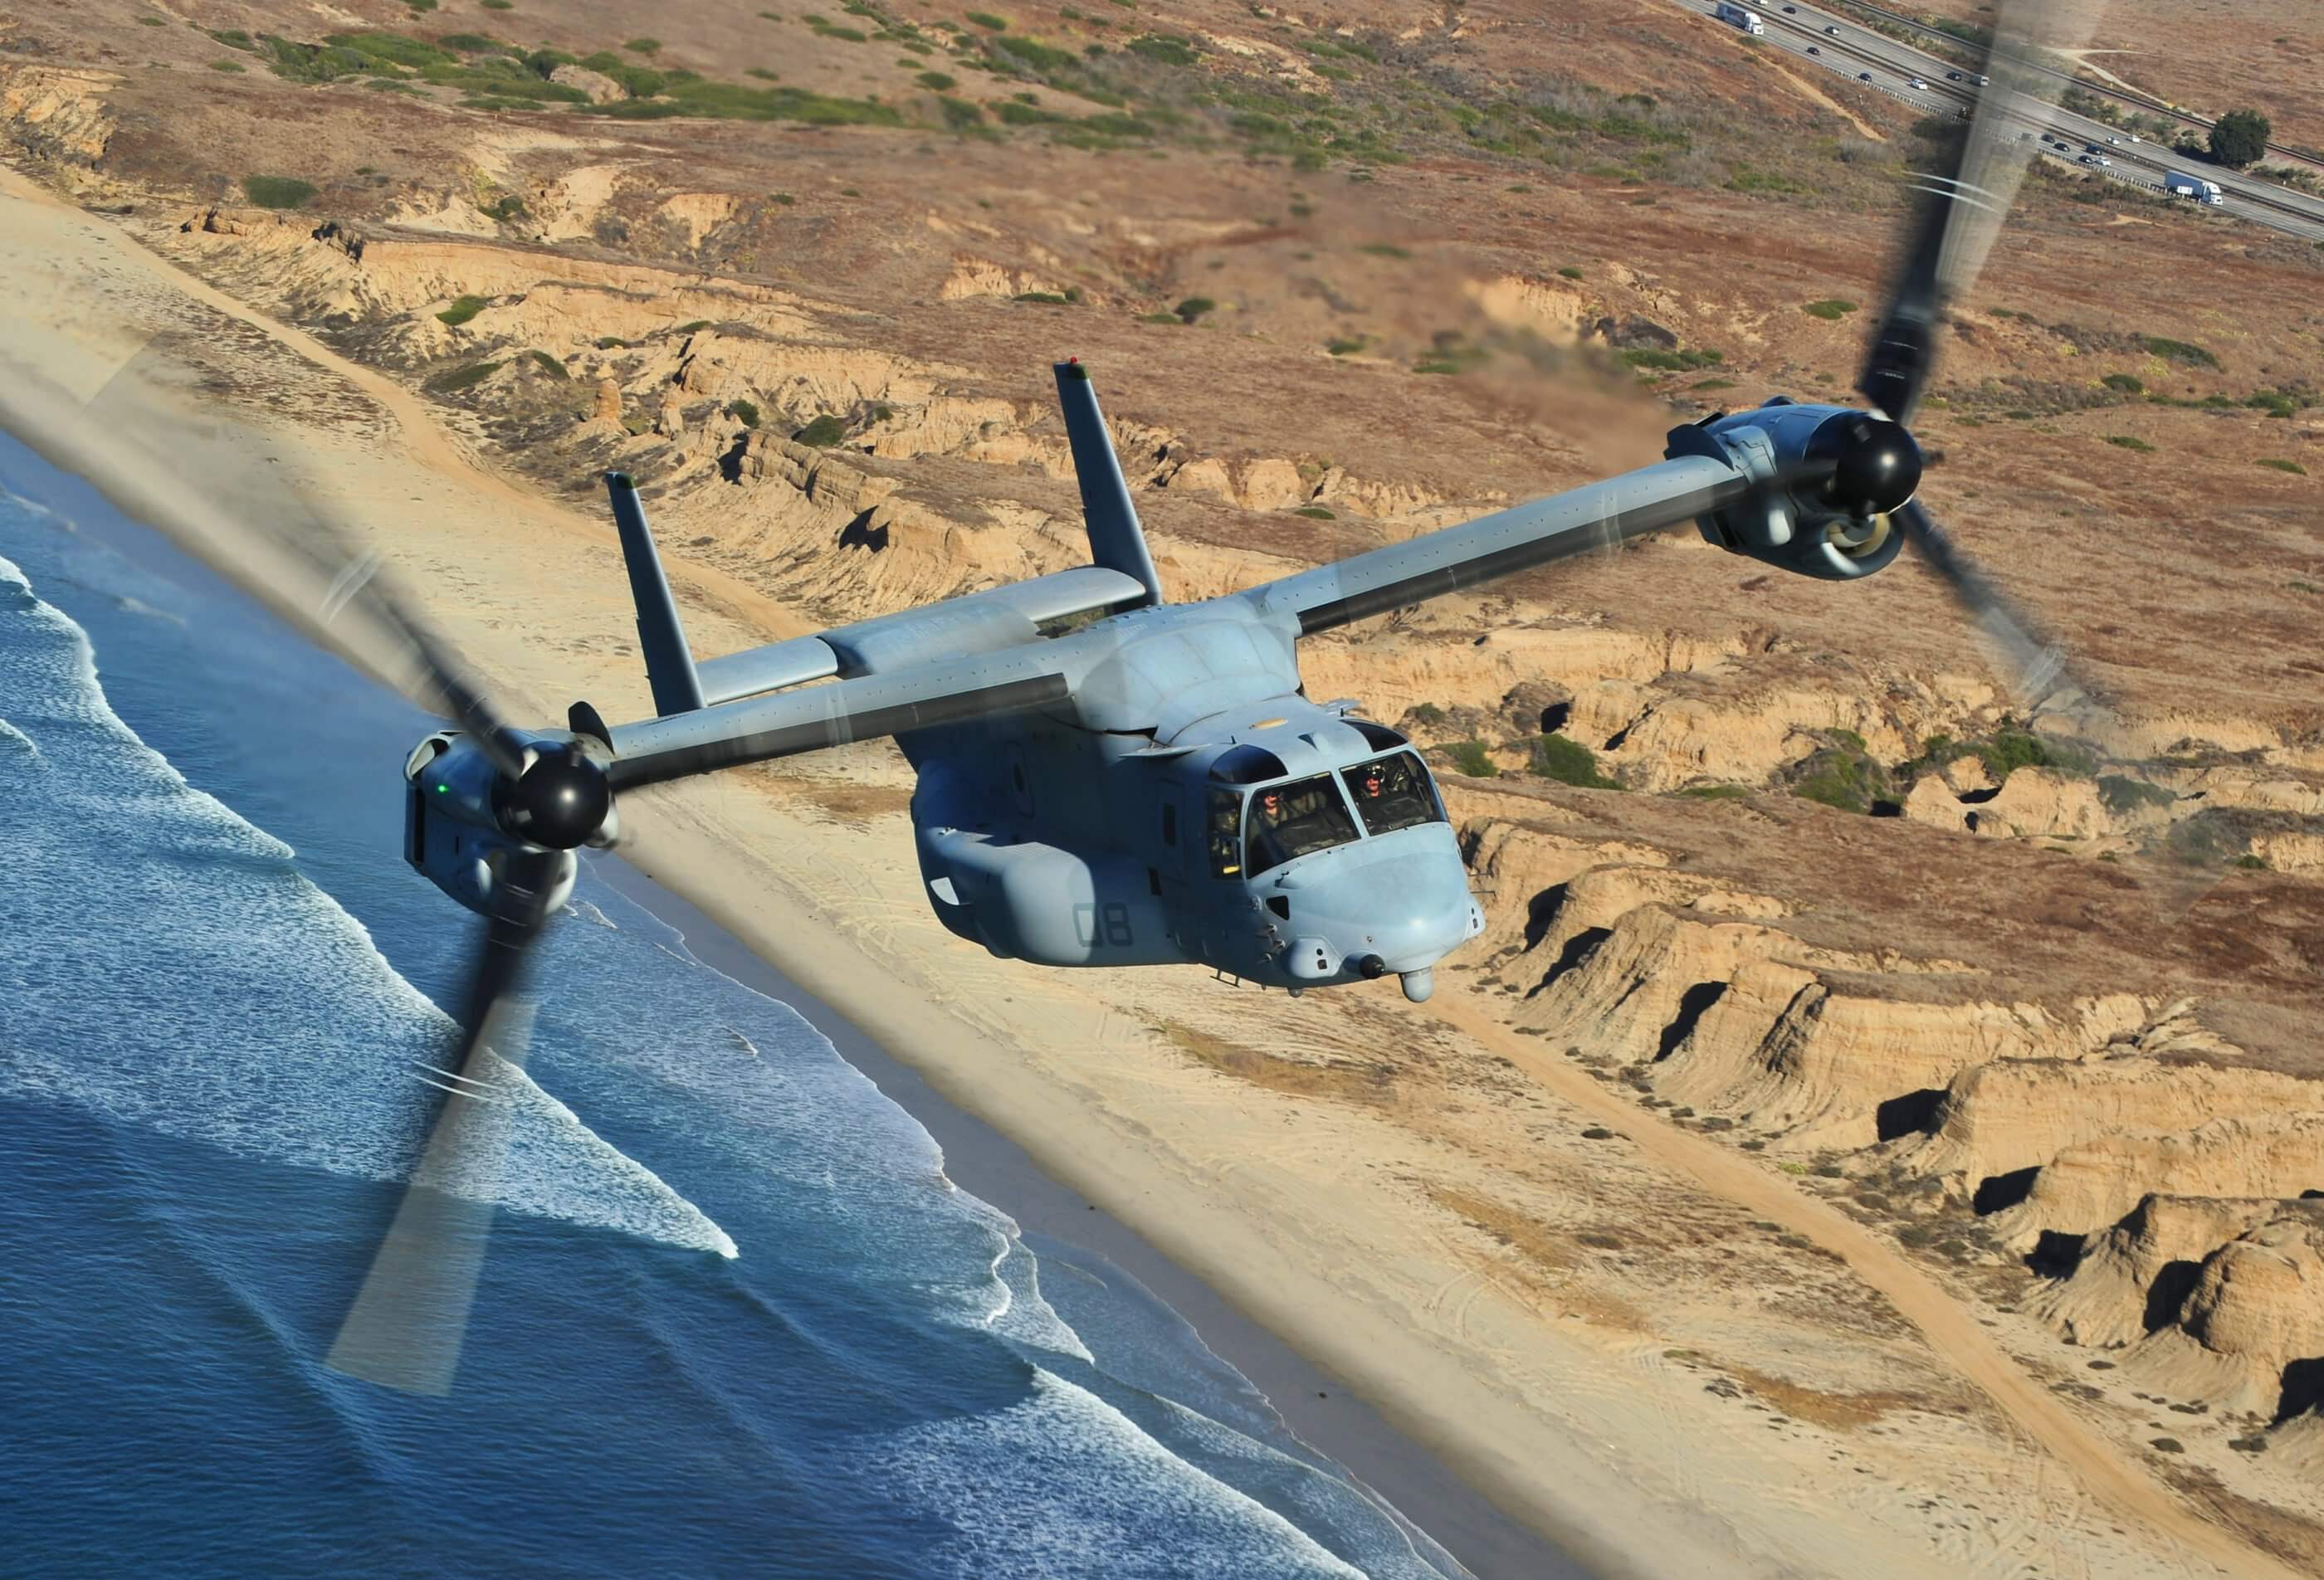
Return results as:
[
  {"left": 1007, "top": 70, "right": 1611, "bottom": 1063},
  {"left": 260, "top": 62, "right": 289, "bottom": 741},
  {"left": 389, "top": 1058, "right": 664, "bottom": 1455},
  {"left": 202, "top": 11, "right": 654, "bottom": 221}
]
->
[{"left": 0, "top": 553, "right": 735, "bottom": 1258}]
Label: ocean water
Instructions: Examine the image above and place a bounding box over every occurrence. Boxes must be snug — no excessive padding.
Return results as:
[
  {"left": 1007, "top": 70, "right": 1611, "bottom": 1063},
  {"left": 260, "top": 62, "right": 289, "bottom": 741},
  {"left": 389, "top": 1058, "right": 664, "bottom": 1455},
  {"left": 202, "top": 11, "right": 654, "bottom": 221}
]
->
[{"left": 0, "top": 441, "right": 1469, "bottom": 1580}]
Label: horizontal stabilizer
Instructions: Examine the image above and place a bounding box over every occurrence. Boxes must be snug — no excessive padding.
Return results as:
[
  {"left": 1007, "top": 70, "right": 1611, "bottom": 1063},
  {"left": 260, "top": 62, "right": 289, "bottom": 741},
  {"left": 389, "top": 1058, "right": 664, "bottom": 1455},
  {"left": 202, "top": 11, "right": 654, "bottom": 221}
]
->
[
  {"left": 604, "top": 472, "right": 706, "bottom": 716},
  {"left": 1054, "top": 361, "right": 1163, "bottom": 608}
]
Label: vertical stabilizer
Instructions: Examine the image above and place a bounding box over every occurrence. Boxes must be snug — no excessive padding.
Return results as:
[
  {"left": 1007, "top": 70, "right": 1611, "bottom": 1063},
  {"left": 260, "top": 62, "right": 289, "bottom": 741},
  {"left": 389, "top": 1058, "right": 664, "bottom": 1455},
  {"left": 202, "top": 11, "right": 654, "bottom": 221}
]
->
[
  {"left": 1053, "top": 361, "right": 1164, "bottom": 607},
  {"left": 603, "top": 472, "right": 707, "bottom": 716}
]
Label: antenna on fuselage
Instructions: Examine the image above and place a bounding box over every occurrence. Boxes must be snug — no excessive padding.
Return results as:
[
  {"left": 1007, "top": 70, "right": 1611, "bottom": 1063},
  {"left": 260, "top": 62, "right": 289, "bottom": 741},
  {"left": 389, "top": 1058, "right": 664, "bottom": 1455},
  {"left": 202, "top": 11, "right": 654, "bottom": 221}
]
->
[{"left": 1053, "top": 359, "right": 1164, "bottom": 608}]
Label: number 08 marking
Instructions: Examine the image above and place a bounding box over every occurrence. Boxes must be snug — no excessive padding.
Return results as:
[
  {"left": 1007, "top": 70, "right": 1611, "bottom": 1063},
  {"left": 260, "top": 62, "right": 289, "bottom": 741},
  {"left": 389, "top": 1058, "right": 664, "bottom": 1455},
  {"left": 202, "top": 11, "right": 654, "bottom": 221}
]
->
[{"left": 1072, "top": 901, "right": 1135, "bottom": 948}]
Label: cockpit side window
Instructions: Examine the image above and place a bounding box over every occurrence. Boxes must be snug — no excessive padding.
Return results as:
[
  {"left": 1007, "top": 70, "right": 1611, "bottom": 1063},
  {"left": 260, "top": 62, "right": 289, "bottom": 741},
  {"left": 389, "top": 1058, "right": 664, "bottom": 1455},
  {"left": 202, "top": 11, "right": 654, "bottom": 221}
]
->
[
  {"left": 1339, "top": 751, "right": 1444, "bottom": 836},
  {"left": 1244, "top": 775, "right": 1361, "bottom": 877},
  {"left": 1207, "top": 789, "right": 1245, "bottom": 878}
]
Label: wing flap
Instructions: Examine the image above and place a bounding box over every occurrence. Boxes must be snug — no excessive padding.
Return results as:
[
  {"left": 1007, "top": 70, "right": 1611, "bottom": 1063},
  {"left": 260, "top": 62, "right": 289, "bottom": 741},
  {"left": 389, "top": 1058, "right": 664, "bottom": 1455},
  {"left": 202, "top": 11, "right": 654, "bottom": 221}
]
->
[{"left": 606, "top": 647, "right": 1074, "bottom": 790}]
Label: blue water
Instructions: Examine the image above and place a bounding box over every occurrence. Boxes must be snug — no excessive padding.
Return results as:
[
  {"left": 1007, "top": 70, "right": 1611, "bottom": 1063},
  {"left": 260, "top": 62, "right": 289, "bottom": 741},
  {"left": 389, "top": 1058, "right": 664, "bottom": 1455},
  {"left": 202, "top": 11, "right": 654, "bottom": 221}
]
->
[{"left": 0, "top": 441, "right": 1468, "bottom": 1580}]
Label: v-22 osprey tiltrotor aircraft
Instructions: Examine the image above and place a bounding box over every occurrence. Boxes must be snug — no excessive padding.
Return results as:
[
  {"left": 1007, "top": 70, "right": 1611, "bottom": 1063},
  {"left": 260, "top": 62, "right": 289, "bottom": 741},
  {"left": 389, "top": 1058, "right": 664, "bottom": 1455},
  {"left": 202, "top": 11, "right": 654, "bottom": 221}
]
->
[{"left": 400, "top": 358, "right": 1921, "bottom": 1009}]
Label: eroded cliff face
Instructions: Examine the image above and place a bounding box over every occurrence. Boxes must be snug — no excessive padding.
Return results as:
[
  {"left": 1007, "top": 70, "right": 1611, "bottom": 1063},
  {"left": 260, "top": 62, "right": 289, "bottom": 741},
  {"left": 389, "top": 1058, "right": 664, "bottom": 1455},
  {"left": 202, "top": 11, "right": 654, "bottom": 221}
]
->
[{"left": 1457, "top": 801, "right": 2324, "bottom": 1462}]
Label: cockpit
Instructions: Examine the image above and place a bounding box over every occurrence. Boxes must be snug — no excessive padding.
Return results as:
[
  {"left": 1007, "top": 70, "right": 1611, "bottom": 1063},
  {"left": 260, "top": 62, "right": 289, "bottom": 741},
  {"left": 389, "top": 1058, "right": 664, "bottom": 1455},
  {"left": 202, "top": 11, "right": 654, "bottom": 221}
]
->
[{"left": 1204, "top": 739, "right": 1448, "bottom": 880}]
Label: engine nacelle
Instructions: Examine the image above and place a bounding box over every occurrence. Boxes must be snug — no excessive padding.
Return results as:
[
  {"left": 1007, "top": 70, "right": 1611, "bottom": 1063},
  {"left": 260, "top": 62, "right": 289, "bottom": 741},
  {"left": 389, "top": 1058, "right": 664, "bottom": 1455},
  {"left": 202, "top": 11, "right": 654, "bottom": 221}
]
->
[
  {"left": 402, "top": 732, "right": 579, "bottom": 919},
  {"left": 1666, "top": 400, "right": 1916, "bottom": 581}
]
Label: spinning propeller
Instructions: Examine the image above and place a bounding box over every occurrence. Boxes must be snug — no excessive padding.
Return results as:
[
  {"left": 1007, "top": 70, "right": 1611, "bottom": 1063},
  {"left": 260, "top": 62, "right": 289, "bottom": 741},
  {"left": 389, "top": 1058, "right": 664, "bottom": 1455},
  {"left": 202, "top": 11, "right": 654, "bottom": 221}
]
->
[
  {"left": 0, "top": 345, "right": 613, "bottom": 1394},
  {"left": 1855, "top": 0, "right": 2109, "bottom": 724}
]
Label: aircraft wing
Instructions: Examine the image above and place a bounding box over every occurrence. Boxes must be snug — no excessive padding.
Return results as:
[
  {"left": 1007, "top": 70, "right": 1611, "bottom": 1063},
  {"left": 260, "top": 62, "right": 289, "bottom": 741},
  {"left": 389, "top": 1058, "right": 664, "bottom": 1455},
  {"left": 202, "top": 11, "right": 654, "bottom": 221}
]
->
[
  {"left": 1238, "top": 455, "right": 1750, "bottom": 636},
  {"left": 603, "top": 645, "right": 1073, "bottom": 790}
]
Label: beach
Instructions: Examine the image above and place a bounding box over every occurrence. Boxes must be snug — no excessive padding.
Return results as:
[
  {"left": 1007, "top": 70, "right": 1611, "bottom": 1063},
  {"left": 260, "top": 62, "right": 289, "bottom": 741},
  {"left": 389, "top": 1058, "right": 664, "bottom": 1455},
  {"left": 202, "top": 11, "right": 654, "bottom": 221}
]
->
[{"left": 2, "top": 157, "right": 2302, "bottom": 1580}]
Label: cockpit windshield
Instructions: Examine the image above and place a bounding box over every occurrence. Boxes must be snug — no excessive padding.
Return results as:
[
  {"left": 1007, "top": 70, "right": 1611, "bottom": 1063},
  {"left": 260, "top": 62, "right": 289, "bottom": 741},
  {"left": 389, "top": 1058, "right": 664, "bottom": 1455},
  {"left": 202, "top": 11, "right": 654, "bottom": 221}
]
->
[
  {"left": 1339, "top": 751, "right": 1444, "bottom": 836},
  {"left": 1245, "top": 774, "right": 1360, "bottom": 877}
]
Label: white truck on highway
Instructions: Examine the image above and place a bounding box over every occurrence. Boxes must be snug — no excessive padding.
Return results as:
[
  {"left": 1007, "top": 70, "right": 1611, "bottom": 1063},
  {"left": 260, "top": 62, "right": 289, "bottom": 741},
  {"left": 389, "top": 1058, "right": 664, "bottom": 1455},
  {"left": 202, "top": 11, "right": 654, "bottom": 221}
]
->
[
  {"left": 2164, "top": 171, "right": 2225, "bottom": 206},
  {"left": 1714, "top": 2, "right": 1766, "bottom": 36}
]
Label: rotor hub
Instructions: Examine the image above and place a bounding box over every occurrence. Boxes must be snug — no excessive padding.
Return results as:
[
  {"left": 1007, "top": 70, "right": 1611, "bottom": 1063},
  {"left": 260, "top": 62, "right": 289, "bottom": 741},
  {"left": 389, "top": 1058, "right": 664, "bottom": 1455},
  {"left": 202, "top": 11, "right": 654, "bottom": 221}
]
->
[
  {"left": 493, "top": 744, "right": 613, "bottom": 851},
  {"left": 1819, "top": 415, "right": 1923, "bottom": 519}
]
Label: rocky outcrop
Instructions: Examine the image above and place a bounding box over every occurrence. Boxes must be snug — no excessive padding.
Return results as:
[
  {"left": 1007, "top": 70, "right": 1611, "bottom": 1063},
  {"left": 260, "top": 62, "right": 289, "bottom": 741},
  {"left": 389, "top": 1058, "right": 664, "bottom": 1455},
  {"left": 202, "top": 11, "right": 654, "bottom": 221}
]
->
[
  {"left": 2039, "top": 1197, "right": 2324, "bottom": 1422},
  {"left": 549, "top": 65, "right": 626, "bottom": 105},
  {"left": 1989, "top": 1115, "right": 2324, "bottom": 1250},
  {"left": 1, "top": 65, "right": 116, "bottom": 164}
]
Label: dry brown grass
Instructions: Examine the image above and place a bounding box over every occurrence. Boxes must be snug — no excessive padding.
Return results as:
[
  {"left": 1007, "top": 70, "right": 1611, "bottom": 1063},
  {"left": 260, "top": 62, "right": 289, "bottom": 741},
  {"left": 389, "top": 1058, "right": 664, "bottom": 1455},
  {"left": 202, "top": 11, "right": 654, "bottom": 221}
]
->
[{"left": 1155, "top": 1021, "right": 1400, "bottom": 1105}]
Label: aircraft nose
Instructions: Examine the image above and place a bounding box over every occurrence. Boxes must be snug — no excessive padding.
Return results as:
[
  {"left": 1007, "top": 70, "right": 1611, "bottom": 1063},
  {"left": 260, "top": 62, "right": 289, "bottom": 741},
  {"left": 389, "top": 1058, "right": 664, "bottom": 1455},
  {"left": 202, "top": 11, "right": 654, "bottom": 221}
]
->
[{"left": 1291, "top": 850, "right": 1477, "bottom": 973}]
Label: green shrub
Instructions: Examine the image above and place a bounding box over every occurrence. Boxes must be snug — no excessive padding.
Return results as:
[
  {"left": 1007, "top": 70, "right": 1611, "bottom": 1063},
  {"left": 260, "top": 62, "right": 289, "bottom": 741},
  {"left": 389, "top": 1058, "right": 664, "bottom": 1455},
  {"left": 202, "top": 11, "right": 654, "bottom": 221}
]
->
[
  {"left": 528, "top": 349, "right": 569, "bottom": 378},
  {"left": 241, "top": 175, "right": 315, "bottom": 208},
  {"left": 2257, "top": 458, "right": 2307, "bottom": 475},
  {"left": 1326, "top": 337, "right": 1365, "bottom": 356},
  {"left": 1678, "top": 783, "right": 1748, "bottom": 800},
  {"left": 1015, "top": 290, "right": 1076, "bottom": 304},
  {"left": 2102, "top": 372, "right": 2143, "bottom": 393},
  {"left": 727, "top": 397, "right": 761, "bottom": 427},
  {"left": 210, "top": 59, "right": 247, "bottom": 72},
  {"left": 1558, "top": 266, "right": 1584, "bottom": 280},
  {"left": 1690, "top": 378, "right": 1736, "bottom": 392},
  {"left": 435, "top": 295, "right": 488, "bottom": 326},
  {"left": 1801, "top": 299, "right": 1858, "bottom": 320},
  {"left": 917, "top": 70, "right": 956, "bottom": 90},
  {"left": 481, "top": 0, "right": 513, "bottom": 9},
  {"left": 994, "top": 34, "right": 1074, "bottom": 71},
  {"left": 794, "top": 413, "right": 848, "bottom": 446},
  {"left": 624, "top": 37, "right": 662, "bottom": 54},
  {"left": 425, "top": 360, "right": 502, "bottom": 393},
  {"left": 2097, "top": 774, "right": 2173, "bottom": 814},
  {"left": 1358, "top": 241, "right": 1410, "bottom": 258},
  {"left": 966, "top": 11, "right": 1008, "bottom": 30},
  {"left": 2105, "top": 434, "right": 2154, "bottom": 451},
  {"left": 1125, "top": 33, "right": 1195, "bottom": 64},
  {"left": 1173, "top": 295, "right": 1215, "bottom": 323},
  {"left": 1448, "top": 740, "right": 1497, "bottom": 778},
  {"left": 1292, "top": 505, "right": 1335, "bottom": 519},
  {"left": 998, "top": 100, "right": 1062, "bottom": 124},
  {"left": 1405, "top": 703, "right": 1446, "bottom": 729},
  {"left": 1412, "top": 360, "right": 1461, "bottom": 376},
  {"left": 594, "top": 336, "right": 630, "bottom": 349},
  {"left": 2141, "top": 335, "right": 2218, "bottom": 368},
  {"left": 1530, "top": 734, "right": 1618, "bottom": 788}
]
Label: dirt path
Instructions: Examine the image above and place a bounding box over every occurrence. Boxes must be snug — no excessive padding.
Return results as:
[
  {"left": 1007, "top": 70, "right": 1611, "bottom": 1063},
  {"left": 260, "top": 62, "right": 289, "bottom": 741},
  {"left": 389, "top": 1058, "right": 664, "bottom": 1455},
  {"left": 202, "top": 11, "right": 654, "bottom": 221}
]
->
[
  {"left": 1765, "top": 61, "right": 1887, "bottom": 140},
  {"left": 1424, "top": 982, "right": 2302, "bottom": 1580}
]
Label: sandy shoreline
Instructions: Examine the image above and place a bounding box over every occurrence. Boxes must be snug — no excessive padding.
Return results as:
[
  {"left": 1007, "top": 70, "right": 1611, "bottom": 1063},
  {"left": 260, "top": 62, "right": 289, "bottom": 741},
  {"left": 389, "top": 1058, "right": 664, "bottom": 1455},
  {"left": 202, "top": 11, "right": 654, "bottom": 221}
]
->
[{"left": 4, "top": 158, "right": 2301, "bottom": 1580}]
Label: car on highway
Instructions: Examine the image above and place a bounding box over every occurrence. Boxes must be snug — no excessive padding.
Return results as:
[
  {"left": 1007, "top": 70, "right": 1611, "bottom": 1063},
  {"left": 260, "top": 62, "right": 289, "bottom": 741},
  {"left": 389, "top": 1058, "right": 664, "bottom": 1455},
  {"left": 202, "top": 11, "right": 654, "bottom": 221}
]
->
[
  {"left": 1858, "top": 71, "right": 1874, "bottom": 82},
  {"left": 2079, "top": 154, "right": 2112, "bottom": 168},
  {"left": 1824, "top": 24, "right": 1838, "bottom": 34},
  {"left": 1805, "top": 44, "right": 1819, "bottom": 54},
  {"left": 1909, "top": 77, "right": 1930, "bottom": 90},
  {"left": 1782, "top": 3, "right": 1796, "bottom": 10},
  {"left": 1946, "top": 71, "right": 1964, "bottom": 81}
]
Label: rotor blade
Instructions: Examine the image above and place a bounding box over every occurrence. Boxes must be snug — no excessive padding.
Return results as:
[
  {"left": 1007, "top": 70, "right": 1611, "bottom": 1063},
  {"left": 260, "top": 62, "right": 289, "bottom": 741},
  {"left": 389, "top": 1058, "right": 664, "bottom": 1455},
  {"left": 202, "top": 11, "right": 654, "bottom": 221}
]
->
[
  {"left": 0, "top": 339, "right": 529, "bottom": 779},
  {"left": 1859, "top": 0, "right": 2108, "bottom": 425},
  {"left": 325, "top": 847, "right": 563, "bottom": 1395},
  {"left": 1896, "top": 499, "right": 2092, "bottom": 720}
]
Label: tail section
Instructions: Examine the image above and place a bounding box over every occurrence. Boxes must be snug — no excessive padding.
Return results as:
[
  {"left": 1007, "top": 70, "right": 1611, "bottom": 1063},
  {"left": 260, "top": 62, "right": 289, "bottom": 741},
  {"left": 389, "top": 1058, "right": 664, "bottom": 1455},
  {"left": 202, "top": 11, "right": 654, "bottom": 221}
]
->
[
  {"left": 1053, "top": 360, "right": 1164, "bottom": 607},
  {"left": 603, "top": 472, "right": 706, "bottom": 716}
]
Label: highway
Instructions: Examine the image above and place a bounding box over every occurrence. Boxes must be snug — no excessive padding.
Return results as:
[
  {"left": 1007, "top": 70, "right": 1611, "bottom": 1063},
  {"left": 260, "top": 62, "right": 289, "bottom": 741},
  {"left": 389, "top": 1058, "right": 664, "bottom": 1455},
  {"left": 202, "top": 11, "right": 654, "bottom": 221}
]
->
[{"left": 1672, "top": 1, "right": 2324, "bottom": 246}]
